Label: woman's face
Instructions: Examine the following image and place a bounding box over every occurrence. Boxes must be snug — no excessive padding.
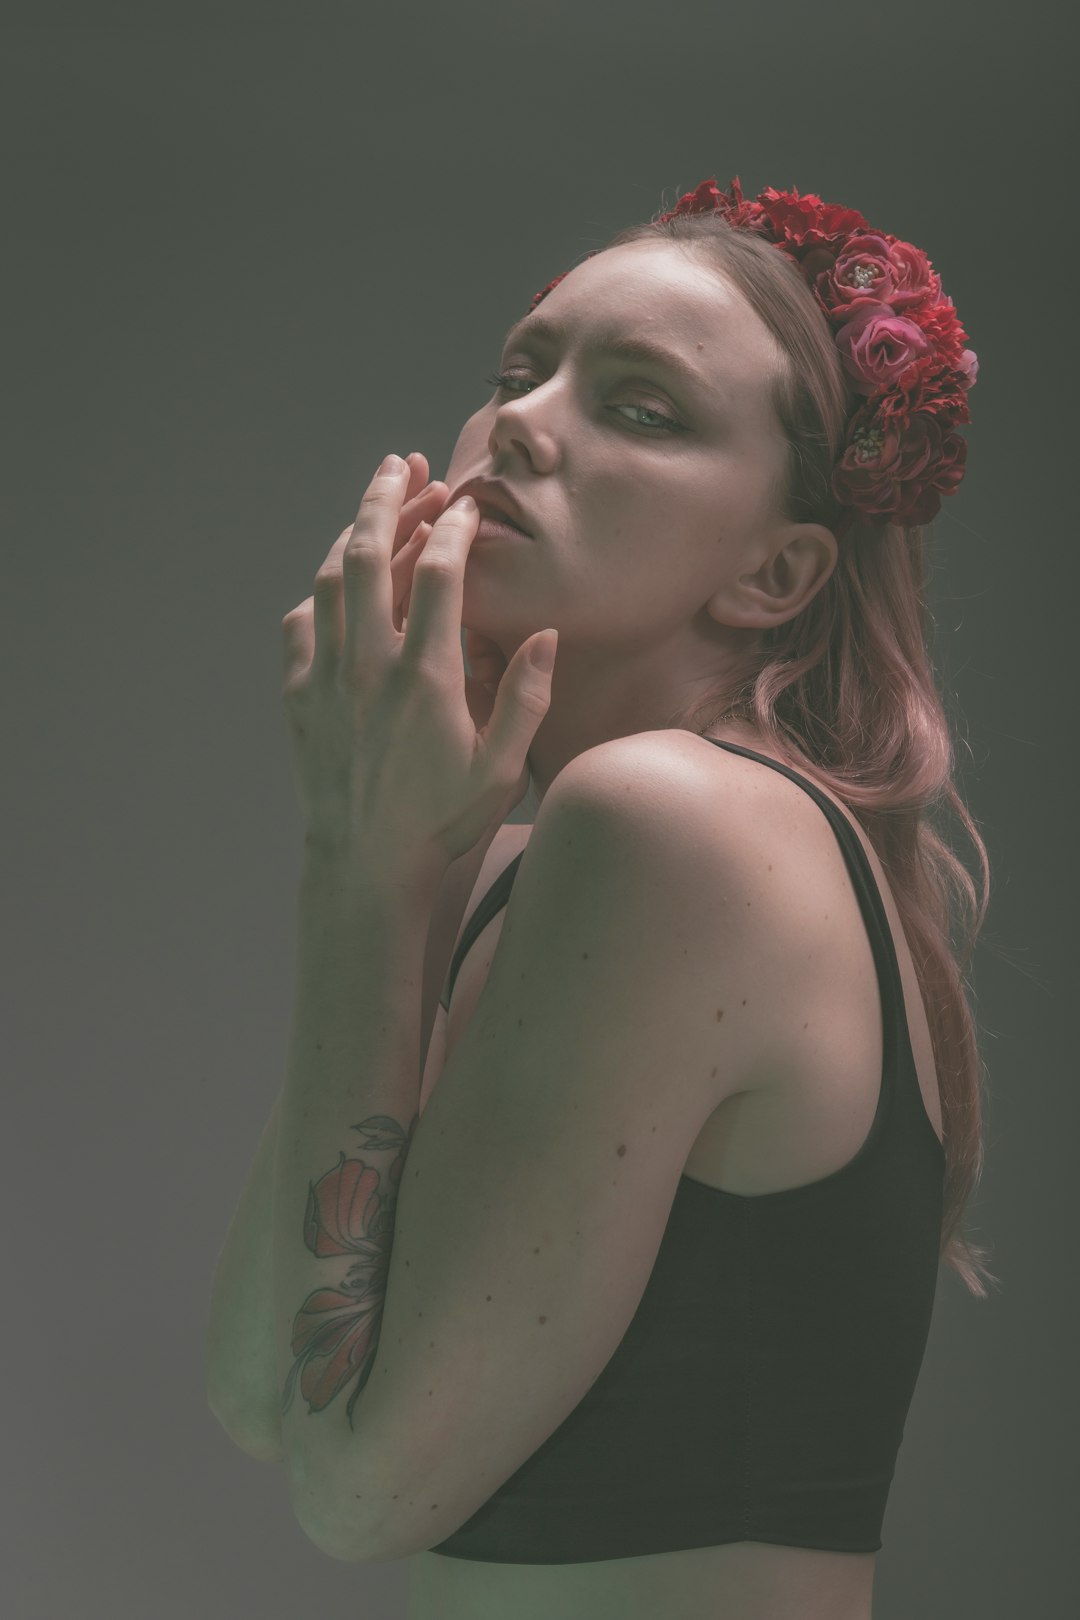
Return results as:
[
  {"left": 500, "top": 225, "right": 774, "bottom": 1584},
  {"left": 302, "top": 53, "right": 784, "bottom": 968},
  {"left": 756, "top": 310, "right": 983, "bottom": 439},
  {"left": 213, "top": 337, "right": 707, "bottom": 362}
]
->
[{"left": 440, "top": 239, "right": 836, "bottom": 786}]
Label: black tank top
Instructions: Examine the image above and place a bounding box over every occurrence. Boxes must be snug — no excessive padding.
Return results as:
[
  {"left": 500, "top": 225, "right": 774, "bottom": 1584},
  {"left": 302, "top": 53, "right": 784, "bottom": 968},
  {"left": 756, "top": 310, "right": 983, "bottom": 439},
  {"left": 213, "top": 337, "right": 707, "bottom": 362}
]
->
[{"left": 429, "top": 739, "right": 946, "bottom": 1564}]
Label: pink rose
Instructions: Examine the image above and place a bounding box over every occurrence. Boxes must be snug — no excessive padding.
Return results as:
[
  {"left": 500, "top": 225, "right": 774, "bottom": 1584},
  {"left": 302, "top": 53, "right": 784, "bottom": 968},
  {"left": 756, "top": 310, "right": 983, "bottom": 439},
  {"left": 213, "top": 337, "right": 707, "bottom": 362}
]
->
[
  {"left": 833, "top": 302, "right": 934, "bottom": 395},
  {"left": 887, "top": 240, "right": 943, "bottom": 308},
  {"left": 820, "top": 233, "right": 942, "bottom": 315}
]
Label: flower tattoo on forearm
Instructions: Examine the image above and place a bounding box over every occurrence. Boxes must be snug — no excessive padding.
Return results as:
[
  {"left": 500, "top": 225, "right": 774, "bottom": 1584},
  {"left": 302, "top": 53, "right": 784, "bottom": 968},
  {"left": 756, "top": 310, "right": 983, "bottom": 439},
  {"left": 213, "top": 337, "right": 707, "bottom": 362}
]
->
[{"left": 280, "top": 1111, "right": 418, "bottom": 1429}]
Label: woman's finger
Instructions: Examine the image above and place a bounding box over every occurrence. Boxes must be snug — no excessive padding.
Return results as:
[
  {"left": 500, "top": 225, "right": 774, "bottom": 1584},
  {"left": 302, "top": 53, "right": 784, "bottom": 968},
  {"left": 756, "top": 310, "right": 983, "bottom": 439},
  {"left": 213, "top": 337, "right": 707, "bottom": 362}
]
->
[
  {"left": 299, "top": 460, "right": 448, "bottom": 679},
  {"left": 392, "top": 521, "right": 432, "bottom": 630},
  {"left": 400, "top": 496, "right": 480, "bottom": 669},
  {"left": 339, "top": 455, "right": 416, "bottom": 672},
  {"left": 281, "top": 597, "right": 314, "bottom": 691},
  {"left": 403, "top": 449, "right": 428, "bottom": 491}
]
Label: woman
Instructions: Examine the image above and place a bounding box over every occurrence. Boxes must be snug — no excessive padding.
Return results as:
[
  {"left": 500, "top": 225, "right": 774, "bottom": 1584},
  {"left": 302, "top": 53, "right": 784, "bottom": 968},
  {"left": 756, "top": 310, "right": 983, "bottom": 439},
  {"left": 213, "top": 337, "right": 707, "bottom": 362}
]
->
[
  {"left": 402, "top": 184, "right": 996, "bottom": 1619},
  {"left": 208, "top": 178, "right": 997, "bottom": 1620}
]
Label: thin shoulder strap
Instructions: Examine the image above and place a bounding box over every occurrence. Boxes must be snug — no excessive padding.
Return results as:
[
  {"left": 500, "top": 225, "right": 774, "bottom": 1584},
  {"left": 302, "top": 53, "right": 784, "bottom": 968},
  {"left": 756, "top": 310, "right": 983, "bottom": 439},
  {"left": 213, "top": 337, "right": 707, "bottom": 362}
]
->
[
  {"left": 439, "top": 851, "right": 526, "bottom": 1014},
  {"left": 704, "top": 736, "right": 907, "bottom": 1049}
]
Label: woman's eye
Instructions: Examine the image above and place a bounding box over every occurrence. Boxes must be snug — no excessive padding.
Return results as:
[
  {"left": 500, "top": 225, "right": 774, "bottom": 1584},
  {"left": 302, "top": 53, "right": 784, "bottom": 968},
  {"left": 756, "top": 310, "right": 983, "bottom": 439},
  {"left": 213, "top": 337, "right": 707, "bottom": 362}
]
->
[{"left": 484, "top": 370, "right": 683, "bottom": 434}]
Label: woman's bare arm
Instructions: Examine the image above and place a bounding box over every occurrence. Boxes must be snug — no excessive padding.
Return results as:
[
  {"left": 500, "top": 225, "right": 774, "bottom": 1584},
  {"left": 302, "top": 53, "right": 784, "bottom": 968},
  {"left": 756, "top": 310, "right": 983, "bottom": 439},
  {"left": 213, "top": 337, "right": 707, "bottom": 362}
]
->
[{"left": 203, "top": 824, "right": 504, "bottom": 1460}]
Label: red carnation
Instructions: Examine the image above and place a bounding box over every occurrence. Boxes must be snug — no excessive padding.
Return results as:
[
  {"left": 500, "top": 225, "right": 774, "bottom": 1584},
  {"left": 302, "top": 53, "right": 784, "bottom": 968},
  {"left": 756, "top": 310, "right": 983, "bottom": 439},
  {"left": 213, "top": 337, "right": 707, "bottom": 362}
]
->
[
  {"left": 906, "top": 294, "right": 972, "bottom": 369},
  {"left": 663, "top": 175, "right": 768, "bottom": 233},
  {"left": 756, "top": 185, "right": 872, "bottom": 259},
  {"left": 877, "top": 351, "right": 975, "bottom": 426}
]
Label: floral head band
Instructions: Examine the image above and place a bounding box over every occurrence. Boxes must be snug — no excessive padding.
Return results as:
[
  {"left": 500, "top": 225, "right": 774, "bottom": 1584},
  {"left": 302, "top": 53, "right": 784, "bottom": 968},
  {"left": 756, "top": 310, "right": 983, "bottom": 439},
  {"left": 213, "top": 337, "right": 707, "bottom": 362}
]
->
[{"left": 526, "top": 176, "right": 979, "bottom": 534}]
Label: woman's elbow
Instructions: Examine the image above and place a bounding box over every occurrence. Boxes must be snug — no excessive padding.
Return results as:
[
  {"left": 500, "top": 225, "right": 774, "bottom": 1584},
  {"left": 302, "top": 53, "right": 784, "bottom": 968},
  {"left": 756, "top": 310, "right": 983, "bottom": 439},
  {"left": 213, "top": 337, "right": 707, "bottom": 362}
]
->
[{"left": 208, "top": 1393, "right": 285, "bottom": 1464}]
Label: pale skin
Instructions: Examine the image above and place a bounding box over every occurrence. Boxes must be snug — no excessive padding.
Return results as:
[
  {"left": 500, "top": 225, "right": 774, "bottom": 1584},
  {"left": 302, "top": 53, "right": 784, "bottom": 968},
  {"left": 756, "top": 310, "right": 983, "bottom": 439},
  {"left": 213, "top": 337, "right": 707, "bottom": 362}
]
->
[
  {"left": 437, "top": 237, "right": 841, "bottom": 803},
  {"left": 276, "top": 234, "right": 848, "bottom": 1451},
  {"left": 281, "top": 453, "right": 556, "bottom": 870}
]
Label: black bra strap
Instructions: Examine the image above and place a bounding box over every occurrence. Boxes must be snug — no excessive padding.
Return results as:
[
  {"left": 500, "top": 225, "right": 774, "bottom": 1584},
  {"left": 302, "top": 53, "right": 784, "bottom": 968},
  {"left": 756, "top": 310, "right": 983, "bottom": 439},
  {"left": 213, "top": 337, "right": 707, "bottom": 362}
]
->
[
  {"left": 440, "top": 851, "right": 526, "bottom": 1013},
  {"left": 702, "top": 737, "right": 907, "bottom": 1035},
  {"left": 440, "top": 740, "right": 905, "bottom": 1043}
]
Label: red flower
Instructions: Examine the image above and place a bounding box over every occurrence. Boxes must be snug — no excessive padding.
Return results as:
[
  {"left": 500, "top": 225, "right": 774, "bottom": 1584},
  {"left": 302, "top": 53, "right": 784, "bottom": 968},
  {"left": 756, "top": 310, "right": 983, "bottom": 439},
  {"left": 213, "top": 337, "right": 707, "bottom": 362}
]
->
[
  {"left": 754, "top": 184, "right": 872, "bottom": 260},
  {"left": 528, "top": 176, "right": 979, "bottom": 526},
  {"left": 663, "top": 175, "right": 767, "bottom": 233},
  {"left": 906, "top": 293, "right": 973, "bottom": 370},
  {"left": 832, "top": 405, "right": 968, "bottom": 526},
  {"left": 877, "top": 349, "right": 975, "bottom": 426}
]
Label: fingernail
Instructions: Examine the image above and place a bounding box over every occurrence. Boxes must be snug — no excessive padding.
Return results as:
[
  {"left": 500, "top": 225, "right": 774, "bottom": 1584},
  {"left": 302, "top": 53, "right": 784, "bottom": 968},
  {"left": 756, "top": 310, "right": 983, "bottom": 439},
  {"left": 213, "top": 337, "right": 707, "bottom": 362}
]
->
[
  {"left": 529, "top": 633, "right": 557, "bottom": 672},
  {"left": 380, "top": 453, "right": 405, "bottom": 476},
  {"left": 451, "top": 494, "right": 477, "bottom": 512}
]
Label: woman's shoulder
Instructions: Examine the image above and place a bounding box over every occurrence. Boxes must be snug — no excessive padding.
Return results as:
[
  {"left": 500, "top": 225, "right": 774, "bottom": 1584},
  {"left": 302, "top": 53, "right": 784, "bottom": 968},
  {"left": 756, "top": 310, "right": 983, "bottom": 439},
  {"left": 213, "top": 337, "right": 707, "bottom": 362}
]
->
[
  {"left": 515, "top": 724, "right": 853, "bottom": 892},
  {"left": 539, "top": 725, "right": 804, "bottom": 832},
  {"left": 544, "top": 727, "right": 870, "bottom": 917}
]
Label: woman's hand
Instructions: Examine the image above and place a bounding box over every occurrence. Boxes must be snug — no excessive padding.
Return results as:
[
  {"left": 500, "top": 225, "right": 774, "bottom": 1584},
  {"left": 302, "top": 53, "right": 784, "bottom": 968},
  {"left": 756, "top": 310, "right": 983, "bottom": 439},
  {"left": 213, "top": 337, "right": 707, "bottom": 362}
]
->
[{"left": 280, "top": 451, "right": 557, "bottom": 882}]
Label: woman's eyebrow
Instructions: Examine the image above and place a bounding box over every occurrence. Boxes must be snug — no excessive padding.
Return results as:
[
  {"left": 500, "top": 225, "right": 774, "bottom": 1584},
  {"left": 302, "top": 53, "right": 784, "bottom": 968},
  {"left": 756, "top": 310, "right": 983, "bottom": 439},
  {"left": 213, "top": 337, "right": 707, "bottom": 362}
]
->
[{"left": 500, "top": 313, "right": 716, "bottom": 398}]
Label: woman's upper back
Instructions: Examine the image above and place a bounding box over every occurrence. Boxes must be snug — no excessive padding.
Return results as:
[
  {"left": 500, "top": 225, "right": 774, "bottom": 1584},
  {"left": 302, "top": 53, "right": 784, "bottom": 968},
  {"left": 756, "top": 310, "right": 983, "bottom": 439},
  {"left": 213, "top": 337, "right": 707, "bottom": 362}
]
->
[{"left": 424, "top": 727, "right": 944, "bottom": 1182}]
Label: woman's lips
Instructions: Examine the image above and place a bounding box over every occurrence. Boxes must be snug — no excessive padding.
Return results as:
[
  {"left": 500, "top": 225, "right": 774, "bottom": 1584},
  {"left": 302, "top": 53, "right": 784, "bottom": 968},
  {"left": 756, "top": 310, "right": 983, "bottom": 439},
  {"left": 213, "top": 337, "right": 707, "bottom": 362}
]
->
[{"left": 473, "top": 514, "right": 531, "bottom": 541}]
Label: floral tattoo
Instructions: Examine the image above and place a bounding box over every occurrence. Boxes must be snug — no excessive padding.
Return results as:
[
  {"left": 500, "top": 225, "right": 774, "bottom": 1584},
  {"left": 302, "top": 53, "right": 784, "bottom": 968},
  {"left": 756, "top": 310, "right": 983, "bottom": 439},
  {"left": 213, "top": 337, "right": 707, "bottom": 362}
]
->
[{"left": 280, "top": 1111, "right": 418, "bottom": 1429}]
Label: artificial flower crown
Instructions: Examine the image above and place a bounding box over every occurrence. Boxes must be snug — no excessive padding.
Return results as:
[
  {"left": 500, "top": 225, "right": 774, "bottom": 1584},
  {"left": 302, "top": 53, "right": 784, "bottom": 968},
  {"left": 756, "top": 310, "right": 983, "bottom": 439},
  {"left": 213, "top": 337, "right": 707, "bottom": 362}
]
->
[{"left": 527, "top": 177, "right": 979, "bottom": 533}]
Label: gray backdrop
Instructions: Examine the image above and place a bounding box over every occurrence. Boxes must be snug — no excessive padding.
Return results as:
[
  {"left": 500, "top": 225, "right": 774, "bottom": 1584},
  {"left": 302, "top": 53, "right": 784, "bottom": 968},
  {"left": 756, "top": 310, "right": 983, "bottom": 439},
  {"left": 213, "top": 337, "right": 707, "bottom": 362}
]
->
[{"left": 5, "top": 4, "right": 1072, "bottom": 1617}]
